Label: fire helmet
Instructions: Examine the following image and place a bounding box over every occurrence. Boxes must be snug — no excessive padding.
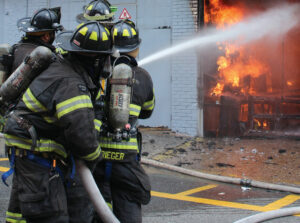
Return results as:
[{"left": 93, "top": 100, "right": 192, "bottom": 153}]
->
[
  {"left": 17, "top": 7, "right": 63, "bottom": 33},
  {"left": 56, "top": 21, "right": 112, "bottom": 54},
  {"left": 76, "top": 0, "right": 117, "bottom": 23},
  {"left": 112, "top": 20, "right": 141, "bottom": 53}
]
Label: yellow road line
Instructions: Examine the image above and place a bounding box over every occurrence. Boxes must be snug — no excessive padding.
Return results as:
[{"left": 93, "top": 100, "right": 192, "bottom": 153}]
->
[
  {"left": 263, "top": 195, "right": 300, "bottom": 209},
  {"left": 152, "top": 191, "right": 270, "bottom": 212},
  {"left": 0, "top": 158, "right": 8, "bottom": 161},
  {"left": 151, "top": 190, "right": 298, "bottom": 212},
  {"left": 0, "top": 166, "right": 9, "bottom": 172},
  {"left": 176, "top": 184, "right": 218, "bottom": 196}
]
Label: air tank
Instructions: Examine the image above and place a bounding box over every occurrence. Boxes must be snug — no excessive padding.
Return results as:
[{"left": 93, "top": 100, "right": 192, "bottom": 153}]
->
[
  {"left": 0, "top": 46, "right": 53, "bottom": 103},
  {"left": 108, "top": 63, "right": 133, "bottom": 132}
]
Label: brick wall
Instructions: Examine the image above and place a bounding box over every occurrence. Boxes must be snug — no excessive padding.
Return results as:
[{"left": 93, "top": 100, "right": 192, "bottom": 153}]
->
[{"left": 171, "top": 0, "right": 200, "bottom": 136}]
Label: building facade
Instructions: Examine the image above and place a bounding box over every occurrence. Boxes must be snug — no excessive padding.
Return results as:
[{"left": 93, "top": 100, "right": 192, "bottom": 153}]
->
[{"left": 0, "top": 0, "right": 202, "bottom": 136}]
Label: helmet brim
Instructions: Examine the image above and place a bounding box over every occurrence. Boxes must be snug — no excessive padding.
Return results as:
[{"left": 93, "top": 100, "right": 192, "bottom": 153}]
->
[
  {"left": 113, "top": 38, "right": 142, "bottom": 53},
  {"left": 76, "top": 14, "right": 89, "bottom": 24},
  {"left": 56, "top": 31, "right": 112, "bottom": 54},
  {"left": 17, "top": 17, "right": 61, "bottom": 33}
]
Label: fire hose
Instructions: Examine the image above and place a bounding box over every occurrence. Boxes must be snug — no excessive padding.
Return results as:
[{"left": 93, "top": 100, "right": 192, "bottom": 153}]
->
[
  {"left": 75, "top": 159, "right": 120, "bottom": 223},
  {"left": 141, "top": 158, "right": 300, "bottom": 222},
  {"left": 233, "top": 207, "right": 300, "bottom": 223}
]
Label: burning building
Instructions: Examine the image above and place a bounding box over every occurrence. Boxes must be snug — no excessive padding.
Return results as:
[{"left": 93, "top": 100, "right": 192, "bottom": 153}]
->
[{"left": 201, "top": 0, "right": 300, "bottom": 138}]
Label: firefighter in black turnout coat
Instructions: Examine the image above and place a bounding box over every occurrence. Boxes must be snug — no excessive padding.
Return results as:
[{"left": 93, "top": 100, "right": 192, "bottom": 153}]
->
[
  {"left": 93, "top": 20, "right": 155, "bottom": 223},
  {"left": 3, "top": 17, "right": 112, "bottom": 222}
]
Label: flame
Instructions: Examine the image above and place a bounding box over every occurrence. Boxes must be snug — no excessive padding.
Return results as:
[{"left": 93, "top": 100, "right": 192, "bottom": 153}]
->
[
  {"left": 206, "top": 0, "right": 271, "bottom": 96},
  {"left": 205, "top": 0, "right": 245, "bottom": 28}
]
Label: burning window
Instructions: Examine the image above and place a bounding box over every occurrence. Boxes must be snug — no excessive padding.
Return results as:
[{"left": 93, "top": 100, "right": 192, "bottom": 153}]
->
[{"left": 203, "top": 0, "right": 300, "bottom": 137}]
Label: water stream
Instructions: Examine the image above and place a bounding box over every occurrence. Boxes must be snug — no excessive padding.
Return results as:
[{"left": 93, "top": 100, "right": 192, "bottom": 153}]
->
[{"left": 138, "top": 3, "right": 300, "bottom": 67}]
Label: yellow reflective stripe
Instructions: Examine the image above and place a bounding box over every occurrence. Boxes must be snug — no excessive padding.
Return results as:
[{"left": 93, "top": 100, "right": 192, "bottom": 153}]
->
[
  {"left": 77, "top": 23, "right": 85, "bottom": 29},
  {"left": 94, "top": 119, "right": 102, "bottom": 132},
  {"left": 123, "top": 29, "right": 130, "bottom": 37},
  {"left": 23, "top": 88, "right": 47, "bottom": 112},
  {"left": 56, "top": 95, "right": 93, "bottom": 119},
  {"left": 90, "top": 31, "right": 98, "bottom": 41},
  {"left": 6, "top": 218, "right": 26, "bottom": 223},
  {"left": 83, "top": 13, "right": 114, "bottom": 21},
  {"left": 4, "top": 134, "right": 67, "bottom": 158},
  {"left": 105, "top": 27, "right": 110, "bottom": 35},
  {"left": 131, "top": 28, "right": 136, "bottom": 35},
  {"left": 87, "top": 5, "right": 93, "bottom": 10},
  {"left": 81, "top": 145, "right": 101, "bottom": 161},
  {"left": 102, "top": 32, "right": 108, "bottom": 41},
  {"left": 113, "top": 28, "right": 118, "bottom": 36},
  {"left": 130, "top": 104, "right": 141, "bottom": 116},
  {"left": 142, "top": 95, "right": 155, "bottom": 110},
  {"left": 43, "top": 115, "right": 57, "bottom": 123},
  {"left": 6, "top": 211, "right": 26, "bottom": 223},
  {"left": 100, "top": 137, "right": 138, "bottom": 150},
  {"left": 79, "top": 26, "right": 88, "bottom": 36}
]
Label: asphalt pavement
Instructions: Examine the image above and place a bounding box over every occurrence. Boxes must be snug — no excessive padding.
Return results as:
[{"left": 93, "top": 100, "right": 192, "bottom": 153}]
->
[{"left": 1, "top": 159, "right": 300, "bottom": 223}]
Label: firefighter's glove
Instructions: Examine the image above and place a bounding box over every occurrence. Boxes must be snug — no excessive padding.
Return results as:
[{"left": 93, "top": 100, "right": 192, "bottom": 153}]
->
[{"left": 85, "top": 154, "right": 103, "bottom": 172}]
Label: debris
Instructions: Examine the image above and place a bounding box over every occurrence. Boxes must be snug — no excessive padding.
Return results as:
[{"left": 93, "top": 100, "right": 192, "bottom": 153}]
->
[
  {"left": 216, "top": 163, "right": 235, "bottom": 168},
  {"left": 251, "top": 148, "right": 257, "bottom": 154},
  {"left": 278, "top": 149, "right": 286, "bottom": 154},
  {"left": 241, "top": 186, "right": 252, "bottom": 192}
]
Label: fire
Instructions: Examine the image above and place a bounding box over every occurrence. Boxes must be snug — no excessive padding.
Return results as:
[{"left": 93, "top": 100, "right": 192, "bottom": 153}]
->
[
  {"left": 205, "top": 0, "right": 245, "bottom": 28},
  {"left": 206, "top": 0, "right": 271, "bottom": 96}
]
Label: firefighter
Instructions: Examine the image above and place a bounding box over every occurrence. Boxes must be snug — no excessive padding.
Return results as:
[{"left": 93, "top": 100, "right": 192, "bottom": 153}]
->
[
  {"left": 93, "top": 19, "right": 155, "bottom": 223},
  {"left": 3, "top": 16, "right": 112, "bottom": 223},
  {"left": 76, "top": 0, "right": 117, "bottom": 30}
]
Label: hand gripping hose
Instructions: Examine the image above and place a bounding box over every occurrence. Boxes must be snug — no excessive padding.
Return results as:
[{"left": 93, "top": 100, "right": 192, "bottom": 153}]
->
[
  {"left": 233, "top": 207, "right": 300, "bottom": 223},
  {"left": 75, "top": 159, "right": 120, "bottom": 223}
]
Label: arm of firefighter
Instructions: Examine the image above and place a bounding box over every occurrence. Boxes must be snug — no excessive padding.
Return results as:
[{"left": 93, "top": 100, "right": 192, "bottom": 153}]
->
[
  {"left": 139, "top": 70, "right": 155, "bottom": 119},
  {"left": 54, "top": 78, "right": 101, "bottom": 162}
]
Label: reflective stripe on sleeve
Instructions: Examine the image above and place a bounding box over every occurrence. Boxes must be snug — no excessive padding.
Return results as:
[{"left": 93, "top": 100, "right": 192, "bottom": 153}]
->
[
  {"left": 23, "top": 88, "right": 47, "bottom": 112},
  {"left": 81, "top": 145, "right": 101, "bottom": 161},
  {"left": 94, "top": 119, "right": 102, "bottom": 132},
  {"left": 142, "top": 94, "right": 155, "bottom": 111},
  {"left": 6, "top": 211, "right": 26, "bottom": 223},
  {"left": 129, "top": 104, "right": 141, "bottom": 116},
  {"left": 56, "top": 95, "right": 93, "bottom": 119}
]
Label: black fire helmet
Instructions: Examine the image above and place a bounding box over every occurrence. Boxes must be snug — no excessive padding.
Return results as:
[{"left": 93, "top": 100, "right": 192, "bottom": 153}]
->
[
  {"left": 17, "top": 7, "right": 63, "bottom": 33},
  {"left": 56, "top": 21, "right": 112, "bottom": 54},
  {"left": 111, "top": 19, "right": 141, "bottom": 53}
]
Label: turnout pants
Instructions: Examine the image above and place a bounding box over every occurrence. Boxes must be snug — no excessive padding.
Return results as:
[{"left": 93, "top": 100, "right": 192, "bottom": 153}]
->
[
  {"left": 93, "top": 160, "right": 151, "bottom": 223},
  {"left": 6, "top": 156, "right": 94, "bottom": 223}
]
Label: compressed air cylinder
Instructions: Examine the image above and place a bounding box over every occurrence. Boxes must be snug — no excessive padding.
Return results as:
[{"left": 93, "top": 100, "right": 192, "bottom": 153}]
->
[
  {"left": 0, "top": 44, "right": 12, "bottom": 85},
  {"left": 108, "top": 63, "right": 133, "bottom": 131},
  {"left": 0, "top": 46, "right": 53, "bottom": 102}
]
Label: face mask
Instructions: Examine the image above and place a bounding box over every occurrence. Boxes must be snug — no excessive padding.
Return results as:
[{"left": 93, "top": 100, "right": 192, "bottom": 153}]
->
[{"left": 95, "top": 55, "right": 112, "bottom": 79}]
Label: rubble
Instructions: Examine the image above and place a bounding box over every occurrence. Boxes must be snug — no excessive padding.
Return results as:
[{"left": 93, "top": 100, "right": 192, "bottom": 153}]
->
[{"left": 140, "top": 127, "right": 300, "bottom": 186}]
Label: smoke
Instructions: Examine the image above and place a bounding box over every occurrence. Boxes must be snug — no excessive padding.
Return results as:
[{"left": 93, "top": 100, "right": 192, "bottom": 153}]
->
[{"left": 138, "top": 3, "right": 300, "bottom": 66}]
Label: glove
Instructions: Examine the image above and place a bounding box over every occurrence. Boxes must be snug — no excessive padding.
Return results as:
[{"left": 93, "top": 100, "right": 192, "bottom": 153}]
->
[{"left": 84, "top": 153, "right": 103, "bottom": 172}]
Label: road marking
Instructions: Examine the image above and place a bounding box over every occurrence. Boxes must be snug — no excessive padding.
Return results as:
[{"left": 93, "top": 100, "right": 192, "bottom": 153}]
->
[
  {"left": 0, "top": 167, "right": 9, "bottom": 172},
  {"left": 263, "top": 195, "right": 300, "bottom": 209},
  {"left": 151, "top": 190, "right": 300, "bottom": 213},
  {"left": 176, "top": 184, "right": 218, "bottom": 196}
]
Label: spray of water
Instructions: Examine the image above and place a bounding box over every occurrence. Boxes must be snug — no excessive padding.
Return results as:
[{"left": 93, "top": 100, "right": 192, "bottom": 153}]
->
[{"left": 138, "top": 3, "right": 300, "bottom": 66}]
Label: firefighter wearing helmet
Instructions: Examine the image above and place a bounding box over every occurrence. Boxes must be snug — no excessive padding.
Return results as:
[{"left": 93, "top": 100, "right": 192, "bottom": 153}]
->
[
  {"left": 3, "top": 20, "right": 112, "bottom": 223},
  {"left": 92, "top": 19, "right": 155, "bottom": 223},
  {"left": 76, "top": 0, "right": 117, "bottom": 30}
]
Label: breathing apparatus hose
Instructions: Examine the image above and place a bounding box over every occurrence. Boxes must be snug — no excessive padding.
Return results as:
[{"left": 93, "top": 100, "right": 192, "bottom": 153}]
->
[
  {"left": 233, "top": 207, "right": 300, "bottom": 223},
  {"left": 75, "top": 159, "right": 120, "bottom": 223}
]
